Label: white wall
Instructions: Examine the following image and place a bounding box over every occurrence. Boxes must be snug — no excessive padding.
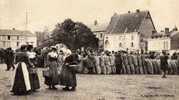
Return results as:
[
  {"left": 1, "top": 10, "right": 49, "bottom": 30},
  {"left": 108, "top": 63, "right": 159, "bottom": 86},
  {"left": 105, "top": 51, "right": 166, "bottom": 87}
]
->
[
  {"left": 104, "top": 32, "right": 141, "bottom": 51},
  {"left": 147, "top": 37, "right": 171, "bottom": 52}
]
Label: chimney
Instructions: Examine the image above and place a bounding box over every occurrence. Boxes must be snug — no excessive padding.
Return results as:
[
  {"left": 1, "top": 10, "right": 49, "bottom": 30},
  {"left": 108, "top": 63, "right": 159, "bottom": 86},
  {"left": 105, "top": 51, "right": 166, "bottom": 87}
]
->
[
  {"left": 165, "top": 27, "right": 169, "bottom": 34},
  {"left": 136, "top": 9, "right": 140, "bottom": 13}
]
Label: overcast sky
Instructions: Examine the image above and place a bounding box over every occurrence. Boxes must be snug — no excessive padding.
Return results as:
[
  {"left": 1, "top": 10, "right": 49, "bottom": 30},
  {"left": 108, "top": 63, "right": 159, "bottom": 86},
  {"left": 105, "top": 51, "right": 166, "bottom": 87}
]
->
[{"left": 0, "top": 0, "right": 179, "bottom": 32}]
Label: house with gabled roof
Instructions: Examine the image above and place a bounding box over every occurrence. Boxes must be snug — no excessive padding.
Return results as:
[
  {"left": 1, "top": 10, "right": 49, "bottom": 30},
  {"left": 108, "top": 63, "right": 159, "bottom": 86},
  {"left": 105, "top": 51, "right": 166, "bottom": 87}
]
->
[{"left": 104, "top": 9, "right": 156, "bottom": 52}]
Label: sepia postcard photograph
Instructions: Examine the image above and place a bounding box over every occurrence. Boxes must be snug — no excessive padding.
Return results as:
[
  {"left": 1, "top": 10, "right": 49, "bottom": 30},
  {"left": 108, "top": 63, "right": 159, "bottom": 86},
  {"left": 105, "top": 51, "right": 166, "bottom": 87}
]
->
[{"left": 0, "top": 0, "right": 179, "bottom": 100}]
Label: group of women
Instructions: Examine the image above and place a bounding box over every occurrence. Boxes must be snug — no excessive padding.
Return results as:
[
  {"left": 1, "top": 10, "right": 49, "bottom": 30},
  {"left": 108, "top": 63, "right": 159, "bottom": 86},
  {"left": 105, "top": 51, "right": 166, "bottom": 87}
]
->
[
  {"left": 11, "top": 45, "right": 79, "bottom": 95},
  {"left": 43, "top": 47, "right": 79, "bottom": 91},
  {"left": 11, "top": 45, "right": 40, "bottom": 95}
]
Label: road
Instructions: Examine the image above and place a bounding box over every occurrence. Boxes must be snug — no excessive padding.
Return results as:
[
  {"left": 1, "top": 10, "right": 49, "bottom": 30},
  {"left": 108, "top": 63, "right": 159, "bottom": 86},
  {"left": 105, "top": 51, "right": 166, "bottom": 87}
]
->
[{"left": 0, "top": 64, "right": 178, "bottom": 100}]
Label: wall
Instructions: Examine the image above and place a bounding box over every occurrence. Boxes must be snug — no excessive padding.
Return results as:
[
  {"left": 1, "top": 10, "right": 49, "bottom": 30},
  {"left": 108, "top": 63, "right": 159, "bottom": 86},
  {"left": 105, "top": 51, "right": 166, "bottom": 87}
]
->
[
  {"left": 0, "top": 34, "right": 37, "bottom": 49},
  {"left": 104, "top": 32, "right": 141, "bottom": 51},
  {"left": 147, "top": 37, "right": 171, "bottom": 52},
  {"left": 171, "top": 33, "right": 179, "bottom": 50}
]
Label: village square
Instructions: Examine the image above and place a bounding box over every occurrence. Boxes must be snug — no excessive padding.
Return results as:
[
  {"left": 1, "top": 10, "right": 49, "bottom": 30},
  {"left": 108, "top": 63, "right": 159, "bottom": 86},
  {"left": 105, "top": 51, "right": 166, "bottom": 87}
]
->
[{"left": 0, "top": 0, "right": 179, "bottom": 100}]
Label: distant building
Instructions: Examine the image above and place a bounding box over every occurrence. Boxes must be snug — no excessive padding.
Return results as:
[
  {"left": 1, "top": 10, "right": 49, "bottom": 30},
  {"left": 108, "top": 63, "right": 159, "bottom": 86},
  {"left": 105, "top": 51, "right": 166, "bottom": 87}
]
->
[
  {"left": 147, "top": 27, "right": 179, "bottom": 52},
  {"left": 104, "top": 32, "right": 142, "bottom": 52},
  {"left": 89, "top": 21, "right": 107, "bottom": 50},
  {"left": 104, "top": 9, "right": 156, "bottom": 52},
  {"left": 0, "top": 28, "right": 37, "bottom": 49},
  {"left": 148, "top": 35, "right": 171, "bottom": 52}
]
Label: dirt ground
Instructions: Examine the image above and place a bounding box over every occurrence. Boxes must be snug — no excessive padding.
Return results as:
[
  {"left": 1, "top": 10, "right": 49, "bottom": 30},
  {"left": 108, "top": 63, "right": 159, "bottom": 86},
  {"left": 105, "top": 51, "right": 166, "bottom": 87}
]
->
[{"left": 0, "top": 64, "right": 178, "bottom": 100}]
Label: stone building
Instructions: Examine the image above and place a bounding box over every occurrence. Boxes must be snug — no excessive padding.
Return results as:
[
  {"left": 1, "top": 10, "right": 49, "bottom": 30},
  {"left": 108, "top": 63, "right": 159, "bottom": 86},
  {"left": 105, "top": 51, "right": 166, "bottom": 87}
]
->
[
  {"left": 104, "top": 10, "right": 156, "bottom": 52},
  {"left": 147, "top": 27, "right": 179, "bottom": 52},
  {"left": 0, "top": 28, "right": 37, "bottom": 49}
]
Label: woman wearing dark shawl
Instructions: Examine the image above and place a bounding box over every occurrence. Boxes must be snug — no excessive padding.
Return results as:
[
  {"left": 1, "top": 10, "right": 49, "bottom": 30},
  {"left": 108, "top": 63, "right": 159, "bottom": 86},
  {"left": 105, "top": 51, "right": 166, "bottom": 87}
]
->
[
  {"left": 11, "top": 45, "right": 32, "bottom": 95},
  {"left": 60, "top": 52, "right": 79, "bottom": 91}
]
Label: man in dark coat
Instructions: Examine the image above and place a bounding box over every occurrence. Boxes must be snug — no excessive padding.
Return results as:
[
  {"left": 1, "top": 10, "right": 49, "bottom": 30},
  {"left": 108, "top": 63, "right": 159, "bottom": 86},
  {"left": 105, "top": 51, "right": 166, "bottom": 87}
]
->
[
  {"left": 4, "top": 47, "right": 15, "bottom": 71},
  {"left": 115, "top": 51, "right": 122, "bottom": 74},
  {"left": 160, "top": 50, "right": 169, "bottom": 78}
]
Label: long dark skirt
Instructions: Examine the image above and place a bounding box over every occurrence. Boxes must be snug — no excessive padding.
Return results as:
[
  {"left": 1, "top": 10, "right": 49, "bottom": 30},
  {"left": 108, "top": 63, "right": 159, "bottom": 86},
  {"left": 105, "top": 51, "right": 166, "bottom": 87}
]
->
[
  {"left": 59, "top": 66, "right": 77, "bottom": 87},
  {"left": 29, "top": 72, "right": 40, "bottom": 91},
  {"left": 44, "top": 61, "right": 59, "bottom": 86},
  {"left": 11, "top": 63, "right": 31, "bottom": 95}
]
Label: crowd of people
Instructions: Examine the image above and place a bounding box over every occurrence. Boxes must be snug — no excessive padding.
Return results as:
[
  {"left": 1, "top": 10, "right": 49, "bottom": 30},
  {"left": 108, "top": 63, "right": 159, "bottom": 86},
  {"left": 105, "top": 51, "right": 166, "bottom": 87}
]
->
[
  {"left": 1, "top": 45, "right": 79, "bottom": 95},
  {"left": 1, "top": 45, "right": 179, "bottom": 95},
  {"left": 74, "top": 50, "right": 179, "bottom": 77}
]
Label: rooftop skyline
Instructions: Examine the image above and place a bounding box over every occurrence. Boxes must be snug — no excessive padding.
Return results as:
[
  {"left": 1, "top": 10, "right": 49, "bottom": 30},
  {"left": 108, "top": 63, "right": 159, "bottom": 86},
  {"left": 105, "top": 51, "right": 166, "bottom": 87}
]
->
[{"left": 0, "top": 0, "right": 178, "bottom": 32}]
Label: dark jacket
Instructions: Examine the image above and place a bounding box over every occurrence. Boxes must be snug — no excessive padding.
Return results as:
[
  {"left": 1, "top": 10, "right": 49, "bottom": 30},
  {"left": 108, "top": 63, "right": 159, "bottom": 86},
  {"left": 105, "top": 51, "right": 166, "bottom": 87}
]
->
[
  {"left": 160, "top": 55, "right": 169, "bottom": 71},
  {"left": 60, "top": 53, "right": 79, "bottom": 87}
]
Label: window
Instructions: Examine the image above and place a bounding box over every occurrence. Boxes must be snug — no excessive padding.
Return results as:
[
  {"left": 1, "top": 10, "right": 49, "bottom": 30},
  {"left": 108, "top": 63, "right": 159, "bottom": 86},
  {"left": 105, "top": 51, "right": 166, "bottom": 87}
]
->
[
  {"left": 17, "top": 36, "right": 19, "bottom": 40},
  {"left": 8, "top": 35, "right": 10, "bottom": 40},
  {"left": 3, "top": 41, "right": 5, "bottom": 47},
  {"left": 17, "top": 42, "right": 19, "bottom": 46},
  {"left": 105, "top": 40, "right": 110, "bottom": 48},
  {"left": 131, "top": 42, "right": 134, "bottom": 47},
  {"left": 166, "top": 41, "right": 168, "bottom": 49},
  {"left": 131, "top": 35, "right": 134, "bottom": 40},
  {"left": 123, "top": 36, "right": 126, "bottom": 40},
  {"left": 100, "top": 33, "right": 103, "bottom": 38},
  {"left": 7, "top": 42, "right": 10, "bottom": 47},
  {"left": 2, "top": 36, "right": 6, "bottom": 40},
  {"left": 164, "top": 41, "right": 169, "bottom": 50},
  {"left": 119, "top": 43, "right": 122, "bottom": 47}
]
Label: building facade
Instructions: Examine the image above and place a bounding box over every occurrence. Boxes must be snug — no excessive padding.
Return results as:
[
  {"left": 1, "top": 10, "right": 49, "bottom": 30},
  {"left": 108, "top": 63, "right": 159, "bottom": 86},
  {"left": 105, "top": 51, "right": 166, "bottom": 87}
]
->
[
  {"left": 104, "top": 32, "right": 141, "bottom": 51},
  {"left": 93, "top": 30, "right": 105, "bottom": 49},
  {"left": 147, "top": 36, "right": 171, "bottom": 52},
  {"left": 104, "top": 10, "right": 156, "bottom": 52},
  {"left": 0, "top": 29, "right": 37, "bottom": 49},
  {"left": 89, "top": 22, "right": 107, "bottom": 50},
  {"left": 147, "top": 28, "right": 179, "bottom": 52}
]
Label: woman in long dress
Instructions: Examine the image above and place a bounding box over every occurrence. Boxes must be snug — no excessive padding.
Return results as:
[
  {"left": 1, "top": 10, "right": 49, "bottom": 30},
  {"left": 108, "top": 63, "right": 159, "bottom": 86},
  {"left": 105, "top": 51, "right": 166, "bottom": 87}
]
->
[
  {"left": 11, "top": 45, "right": 32, "bottom": 95},
  {"left": 60, "top": 52, "right": 79, "bottom": 91},
  {"left": 44, "top": 47, "right": 59, "bottom": 90},
  {"left": 26, "top": 45, "right": 40, "bottom": 92}
]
